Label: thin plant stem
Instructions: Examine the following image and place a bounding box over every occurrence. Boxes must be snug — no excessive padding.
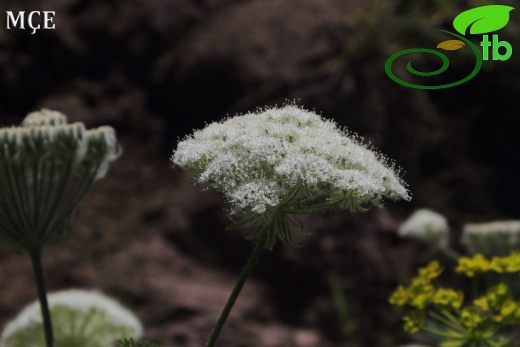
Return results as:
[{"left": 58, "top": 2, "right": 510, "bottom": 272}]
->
[
  {"left": 29, "top": 248, "right": 54, "bottom": 347},
  {"left": 440, "top": 246, "right": 461, "bottom": 261},
  {"left": 205, "top": 232, "right": 268, "bottom": 347}
]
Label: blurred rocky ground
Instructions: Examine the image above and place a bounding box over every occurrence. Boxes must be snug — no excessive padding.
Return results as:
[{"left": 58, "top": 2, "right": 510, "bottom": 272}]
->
[{"left": 1, "top": 0, "right": 520, "bottom": 346}]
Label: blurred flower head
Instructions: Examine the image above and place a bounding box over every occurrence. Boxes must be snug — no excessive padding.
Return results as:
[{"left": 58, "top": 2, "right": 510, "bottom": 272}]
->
[
  {"left": 462, "top": 220, "right": 520, "bottom": 257},
  {"left": 0, "top": 109, "right": 121, "bottom": 251},
  {"left": 399, "top": 209, "right": 449, "bottom": 249},
  {"left": 1, "top": 289, "right": 142, "bottom": 347},
  {"left": 172, "top": 104, "right": 409, "bottom": 247}
]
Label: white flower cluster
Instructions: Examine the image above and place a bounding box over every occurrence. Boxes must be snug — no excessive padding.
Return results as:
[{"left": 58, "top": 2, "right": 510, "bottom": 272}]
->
[
  {"left": 399, "top": 209, "right": 449, "bottom": 249},
  {"left": 0, "top": 109, "right": 121, "bottom": 251},
  {"left": 172, "top": 105, "right": 410, "bottom": 217},
  {"left": 462, "top": 220, "right": 520, "bottom": 256},
  {"left": 0, "top": 109, "right": 120, "bottom": 180},
  {"left": 1, "top": 289, "right": 142, "bottom": 347},
  {"left": 22, "top": 109, "right": 67, "bottom": 127}
]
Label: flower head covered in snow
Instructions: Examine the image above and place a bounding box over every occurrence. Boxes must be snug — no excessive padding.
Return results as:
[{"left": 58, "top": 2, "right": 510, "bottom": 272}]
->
[
  {"left": 1, "top": 289, "right": 142, "bottom": 347},
  {"left": 399, "top": 209, "right": 449, "bottom": 249},
  {"left": 172, "top": 104, "right": 410, "bottom": 248},
  {"left": 0, "top": 109, "right": 121, "bottom": 251}
]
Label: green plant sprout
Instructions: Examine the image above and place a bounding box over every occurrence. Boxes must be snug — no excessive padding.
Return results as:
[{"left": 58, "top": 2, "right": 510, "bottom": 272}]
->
[
  {"left": 0, "top": 109, "right": 120, "bottom": 347},
  {"left": 1, "top": 289, "right": 142, "bottom": 347},
  {"left": 172, "top": 104, "right": 410, "bottom": 347}
]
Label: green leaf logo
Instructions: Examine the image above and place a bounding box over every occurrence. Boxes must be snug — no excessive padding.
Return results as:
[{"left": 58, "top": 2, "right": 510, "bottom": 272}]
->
[{"left": 453, "top": 5, "right": 514, "bottom": 35}]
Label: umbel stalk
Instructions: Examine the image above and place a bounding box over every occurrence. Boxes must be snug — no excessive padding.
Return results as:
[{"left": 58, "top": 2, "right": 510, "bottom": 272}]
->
[
  {"left": 29, "top": 249, "right": 54, "bottom": 347},
  {"left": 205, "top": 232, "right": 267, "bottom": 347}
]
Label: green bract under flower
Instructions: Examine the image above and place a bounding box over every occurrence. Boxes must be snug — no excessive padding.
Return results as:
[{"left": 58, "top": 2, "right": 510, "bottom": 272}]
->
[
  {"left": 172, "top": 105, "right": 410, "bottom": 247},
  {"left": 1, "top": 289, "right": 142, "bottom": 347},
  {"left": 0, "top": 109, "right": 120, "bottom": 251}
]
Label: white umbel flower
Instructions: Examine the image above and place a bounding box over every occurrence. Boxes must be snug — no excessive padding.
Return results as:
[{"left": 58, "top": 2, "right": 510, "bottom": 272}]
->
[
  {"left": 1, "top": 289, "right": 142, "bottom": 347},
  {"left": 462, "top": 220, "right": 520, "bottom": 256},
  {"left": 0, "top": 109, "right": 121, "bottom": 251},
  {"left": 172, "top": 105, "right": 410, "bottom": 247},
  {"left": 22, "top": 109, "right": 67, "bottom": 127},
  {"left": 399, "top": 209, "right": 449, "bottom": 249}
]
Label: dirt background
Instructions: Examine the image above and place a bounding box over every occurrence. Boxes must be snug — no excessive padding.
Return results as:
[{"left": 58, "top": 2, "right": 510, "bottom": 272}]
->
[{"left": 0, "top": 0, "right": 520, "bottom": 346}]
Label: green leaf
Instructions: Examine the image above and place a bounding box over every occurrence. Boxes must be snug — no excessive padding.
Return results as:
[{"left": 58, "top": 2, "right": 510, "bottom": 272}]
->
[{"left": 453, "top": 5, "right": 514, "bottom": 35}]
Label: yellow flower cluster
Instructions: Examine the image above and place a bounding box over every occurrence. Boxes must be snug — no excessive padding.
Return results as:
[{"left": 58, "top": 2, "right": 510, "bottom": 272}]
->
[
  {"left": 402, "top": 309, "right": 425, "bottom": 333},
  {"left": 433, "top": 288, "right": 464, "bottom": 310},
  {"left": 418, "top": 260, "right": 444, "bottom": 279},
  {"left": 459, "top": 308, "right": 482, "bottom": 330},
  {"left": 390, "top": 261, "right": 463, "bottom": 311},
  {"left": 455, "top": 253, "right": 489, "bottom": 277},
  {"left": 489, "top": 253, "right": 520, "bottom": 273},
  {"left": 390, "top": 261, "right": 441, "bottom": 309},
  {"left": 391, "top": 253, "right": 520, "bottom": 344},
  {"left": 456, "top": 253, "right": 520, "bottom": 277},
  {"left": 390, "top": 261, "right": 465, "bottom": 333},
  {"left": 473, "top": 283, "right": 520, "bottom": 324}
]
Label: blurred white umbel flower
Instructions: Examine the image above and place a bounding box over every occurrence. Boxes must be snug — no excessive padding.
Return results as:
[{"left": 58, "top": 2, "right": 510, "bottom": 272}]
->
[
  {"left": 462, "top": 220, "right": 520, "bottom": 257},
  {"left": 0, "top": 109, "right": 121, "bottom": 251},
  {"left": 399, "top": 209, "right": 449, "bottom": 249},
  {"left": 172, "top": 104, "right": 410, "bottom": 247},
  {"left": 1, "top": 289, "right": 142, "bottom": 347}
]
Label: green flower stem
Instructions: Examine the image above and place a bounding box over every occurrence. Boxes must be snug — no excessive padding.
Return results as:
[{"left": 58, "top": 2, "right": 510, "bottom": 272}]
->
[
  {"left": 205, "top": 232, "right": 268, "bottom": 347},
  {"left": 440, "top": 246, "right": 461, "bottom": 261},
  {"left": 29, "top": 249, "right": 54, "bottom": 347}
]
